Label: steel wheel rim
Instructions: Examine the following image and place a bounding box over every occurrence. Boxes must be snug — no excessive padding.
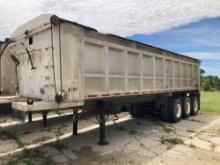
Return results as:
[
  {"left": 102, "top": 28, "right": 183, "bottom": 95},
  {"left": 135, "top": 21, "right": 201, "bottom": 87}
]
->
[
  {"left": 186, "top": 101, "right": 191, "bottom": 114},
  {"left": 176, "top": 103, "right": 182, "bottom": 118},
  {"left": 193, "top": 100, "right": 198, "bottom": 113}
]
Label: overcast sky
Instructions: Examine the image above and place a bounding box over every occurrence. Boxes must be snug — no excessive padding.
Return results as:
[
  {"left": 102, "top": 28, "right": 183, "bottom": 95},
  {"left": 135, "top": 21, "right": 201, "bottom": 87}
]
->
[{"left": 0, "top": 0, "right": 220, "bottom": 76}]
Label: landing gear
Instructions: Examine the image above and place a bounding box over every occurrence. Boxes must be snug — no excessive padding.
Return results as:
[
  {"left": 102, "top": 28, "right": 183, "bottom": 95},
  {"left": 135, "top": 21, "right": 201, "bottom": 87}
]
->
[
  {"left": 73, "top": 109, "right": 78, "bottom": 136},
  {"left": 28, "top": 112, "right": 32, "bottom": 122},
  {"left": 95, "top": 101, "right": 109, "bottom": 145},
  {"left": 97, "top": 110, "right": 108, "bottom": 145},
  {"left": 42, "top": 112, "right": 48, "bottom": 126}
]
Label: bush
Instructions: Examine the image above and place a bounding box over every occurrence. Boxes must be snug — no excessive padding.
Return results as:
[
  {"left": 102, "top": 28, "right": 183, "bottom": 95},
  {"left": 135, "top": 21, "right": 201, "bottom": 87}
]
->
[{"left": 202, "top": 79, "right": 212, "bottom": 91}]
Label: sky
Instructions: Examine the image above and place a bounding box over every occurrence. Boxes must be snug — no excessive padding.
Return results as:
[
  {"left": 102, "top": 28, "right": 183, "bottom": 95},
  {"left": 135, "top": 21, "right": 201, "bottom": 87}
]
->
[
  {"left": 0, "top": 0, "right": 219, "bottom": 76},
  {"left": 128, "top": 17, "right": 220, "bottom": 77}
]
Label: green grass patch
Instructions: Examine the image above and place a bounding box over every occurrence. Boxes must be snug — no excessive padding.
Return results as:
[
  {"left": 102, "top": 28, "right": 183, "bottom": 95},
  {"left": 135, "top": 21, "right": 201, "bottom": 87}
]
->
[
  {"left": 161, "top": 136, "right": 184, "bottom": 145},
  {"left": 7, "top": 148, "right": 54, "bottom": 165},
  {"left": 0, "top": 128, "right": 24, "bottom": 148},
  {"left": 49, "top": 141, "right": 67, "bottom": 151},
  {"left": 201, "top": 91, "right": 220, "bottom": 113}
]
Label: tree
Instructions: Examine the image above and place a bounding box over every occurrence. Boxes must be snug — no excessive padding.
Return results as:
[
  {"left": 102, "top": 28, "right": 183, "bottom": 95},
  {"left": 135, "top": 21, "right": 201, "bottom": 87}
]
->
[
  {"left": 202, "top": 78, "right": 212, "bottom": 91},
  {"left": 200, "top": 68, "right": 205, "bottom": 85},
  {"left": 199, "top": 68, "right": 220, "bottom": 91},
  {"left": 200, "top": 68, "right": 205, "bottom": 75}
]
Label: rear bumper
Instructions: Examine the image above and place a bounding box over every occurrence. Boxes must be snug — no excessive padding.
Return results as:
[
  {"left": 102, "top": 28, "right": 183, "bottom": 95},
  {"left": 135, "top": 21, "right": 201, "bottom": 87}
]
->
[{"left": 12, "top": 100, "right": 84, "bottom": 112}]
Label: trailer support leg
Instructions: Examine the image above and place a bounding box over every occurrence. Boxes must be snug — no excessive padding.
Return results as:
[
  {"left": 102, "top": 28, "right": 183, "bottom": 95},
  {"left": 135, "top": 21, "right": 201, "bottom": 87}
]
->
[
  {"left": 28, "top": 112, "right": 32, "bottom": 123},
  {"left": 73, "top": 109, "right": 78, "bottom": 136},
  {"left": 42, "top": 112, "right": 48, "bottom": 126},
  {"left": 97, "top": 110, "right": 108, "bottom": 145}
]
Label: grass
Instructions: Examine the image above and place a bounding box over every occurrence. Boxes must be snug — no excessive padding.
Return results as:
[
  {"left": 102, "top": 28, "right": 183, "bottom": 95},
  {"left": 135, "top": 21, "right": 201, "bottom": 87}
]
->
[
  {"left": 0, "top": 128, "right": 24, "bottom": 148},
  {"left": 160, "top": 137, "right": 184, "bottom": 145},
  {"left": 49, "top": 141, "right": 67, "bottom": 151},
  {"left": 7, "top": 148, "right": 54, "bottom": 165},
  {"left": 201, "top": 91, "right": 220, "bottom": 113}
]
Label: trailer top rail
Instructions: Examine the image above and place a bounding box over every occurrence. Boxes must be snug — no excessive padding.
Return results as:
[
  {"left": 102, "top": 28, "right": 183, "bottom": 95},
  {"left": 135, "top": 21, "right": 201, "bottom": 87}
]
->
[{"left": 10, "top": 14, "right": 199, "bottom": 64}]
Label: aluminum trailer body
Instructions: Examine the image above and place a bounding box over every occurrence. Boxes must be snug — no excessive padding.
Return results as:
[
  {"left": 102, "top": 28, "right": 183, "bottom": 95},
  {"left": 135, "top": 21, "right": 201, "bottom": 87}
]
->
[
  {"left": 5, "top": 14, "right": 200, "bottom": 144},
  {"left": 0, "top": 41, "right": 17, "bottom": 95},
  {"left": 7, "top": 14, "right": 200, "bottom": 110}
]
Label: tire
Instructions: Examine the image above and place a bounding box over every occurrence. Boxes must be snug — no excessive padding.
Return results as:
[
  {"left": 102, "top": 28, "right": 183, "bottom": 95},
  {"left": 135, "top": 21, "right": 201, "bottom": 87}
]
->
[
  {"left": 168, "top": 98, "right": 182, "bottom": 122},
  {"left": 160, "top": 104, "right": 169, "bottom": 121},
  {"left": 191, "top": 96, "right": 199, "bottom": 116},
  {"left": 129, "top": 105, "right": 137, "bottom": 117},
  {"left": 129, "top": 104, "right": 145, "bottom": 118},
  {"left": 182, "top": 97, "right": 191, "bottom": 118}
]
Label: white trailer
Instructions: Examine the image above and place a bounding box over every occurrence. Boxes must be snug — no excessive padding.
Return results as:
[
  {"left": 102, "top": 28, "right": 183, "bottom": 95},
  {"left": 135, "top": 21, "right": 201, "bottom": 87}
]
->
[
  {"left": 3, "top": 14, "right": 200, "bottom": 144},
  {"left": 0, "top": 41, "right": 17, "bottom": 95}
]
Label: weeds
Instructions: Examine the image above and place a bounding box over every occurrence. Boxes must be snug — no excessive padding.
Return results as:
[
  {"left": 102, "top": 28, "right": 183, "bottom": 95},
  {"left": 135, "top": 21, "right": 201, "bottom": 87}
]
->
[
  {"left": 187, "top": 118, "right": 202, "bottom": 123},
  {"left": 166, "top": 145, "right": 172, "bottom": 150},
  {"left": 7, "top": 148, "right": 54, "bottom": 165},
  {"left": 210, "top": 143, "right": 216, "bottom": 150},
  {"left": 163, "top": 127, "right": 174, "bottom": 133},
  {"left": 0, "top": 128, "right": 24, "bottom": 148},
  {"left": 156, "top": 122, "right": 175, "bottom": 133},
  {"left": 128, "top": 129, "right": 137, "bottom": 135},
  {"left": 22, "top": 130, "right": 33, "bottom": 135},
  {"left": 49, "top": 141, "right": 67, "bottom": 151},
  {"left": 129, "top": 159, "right": 140, "bottom": 165},
  {"left": 55, "top": 125, "right": 68, "bottom": 140},
  {"left": 161, "top": 136, "right": 184, "bottom": 145},
  {"left": 190, "top": 144, "right": 196, "bottom": 149},
  {"left": 32, "top": 136, "right": 52, "bottom": 144},
  {"left": 187, "top": 129, "right": 195, "bottom": 133}
]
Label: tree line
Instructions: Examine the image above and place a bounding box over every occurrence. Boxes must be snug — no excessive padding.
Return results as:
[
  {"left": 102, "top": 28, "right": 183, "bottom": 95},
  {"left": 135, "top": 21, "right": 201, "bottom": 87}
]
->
[{"left": 200, "top": 69, "right": 220, "bottom": 91}]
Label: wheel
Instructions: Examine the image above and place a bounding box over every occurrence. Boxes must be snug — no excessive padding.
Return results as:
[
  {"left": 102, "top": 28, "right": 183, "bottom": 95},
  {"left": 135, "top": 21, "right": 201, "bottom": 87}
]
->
[
  {"left": 160, "top": 104, "right": 169, "bottom": 121},
  {"left": 191, "top": 96, "right": 199, "bottom": 116},
  {"left": 182, "top": 97, "right": 191, "bottom": 118},
  {"left": 129, "top": 104, "right": 145, "bottom": 118},
  {"left": 129, "top": 106, "right": 136, "bottom": 117},
  {"left": 129, "top": 104, "right": 137, "bottom": 117},
  {"left": 168, "top": 98, "right": 182, "bottom": 122}
]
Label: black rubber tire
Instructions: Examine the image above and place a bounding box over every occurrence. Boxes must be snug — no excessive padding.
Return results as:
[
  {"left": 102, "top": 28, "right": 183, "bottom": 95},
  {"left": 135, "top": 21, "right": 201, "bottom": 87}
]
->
[
  {"left": 129, "top": 104, "right": 145, "bottom": 118},
  {"left": 129, "top": 105, "right": 137, "bottom": 117},
  {"left": 182, "top": 97, "right": 191, "bottom": 118},
  {"left": 191, "top": 96, "right": 199, "bottom": 116},
  {"left": 168, "top": 98, "right": 182, "bottom": 122},
  {"left": 160, "top": 104, "right": 169, "bottom": 121}
]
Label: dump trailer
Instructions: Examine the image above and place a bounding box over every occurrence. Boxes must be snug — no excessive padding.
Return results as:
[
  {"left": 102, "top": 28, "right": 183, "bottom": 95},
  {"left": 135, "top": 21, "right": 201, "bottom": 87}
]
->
[
  {"left": 4, "top": 14, "right": 200, "bottom": 145},
  {"left": 0, "top": 41, "right": 17, "bottom": 95},
  {"left": 0, "top": 41, "right": 18, "bottom": 114}
]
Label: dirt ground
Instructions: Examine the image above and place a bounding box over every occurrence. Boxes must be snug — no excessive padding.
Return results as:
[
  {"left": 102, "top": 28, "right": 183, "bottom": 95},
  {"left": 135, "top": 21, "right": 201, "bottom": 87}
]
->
[{"left": 0, "top": 111, "right": 220, "bottom": 165}]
